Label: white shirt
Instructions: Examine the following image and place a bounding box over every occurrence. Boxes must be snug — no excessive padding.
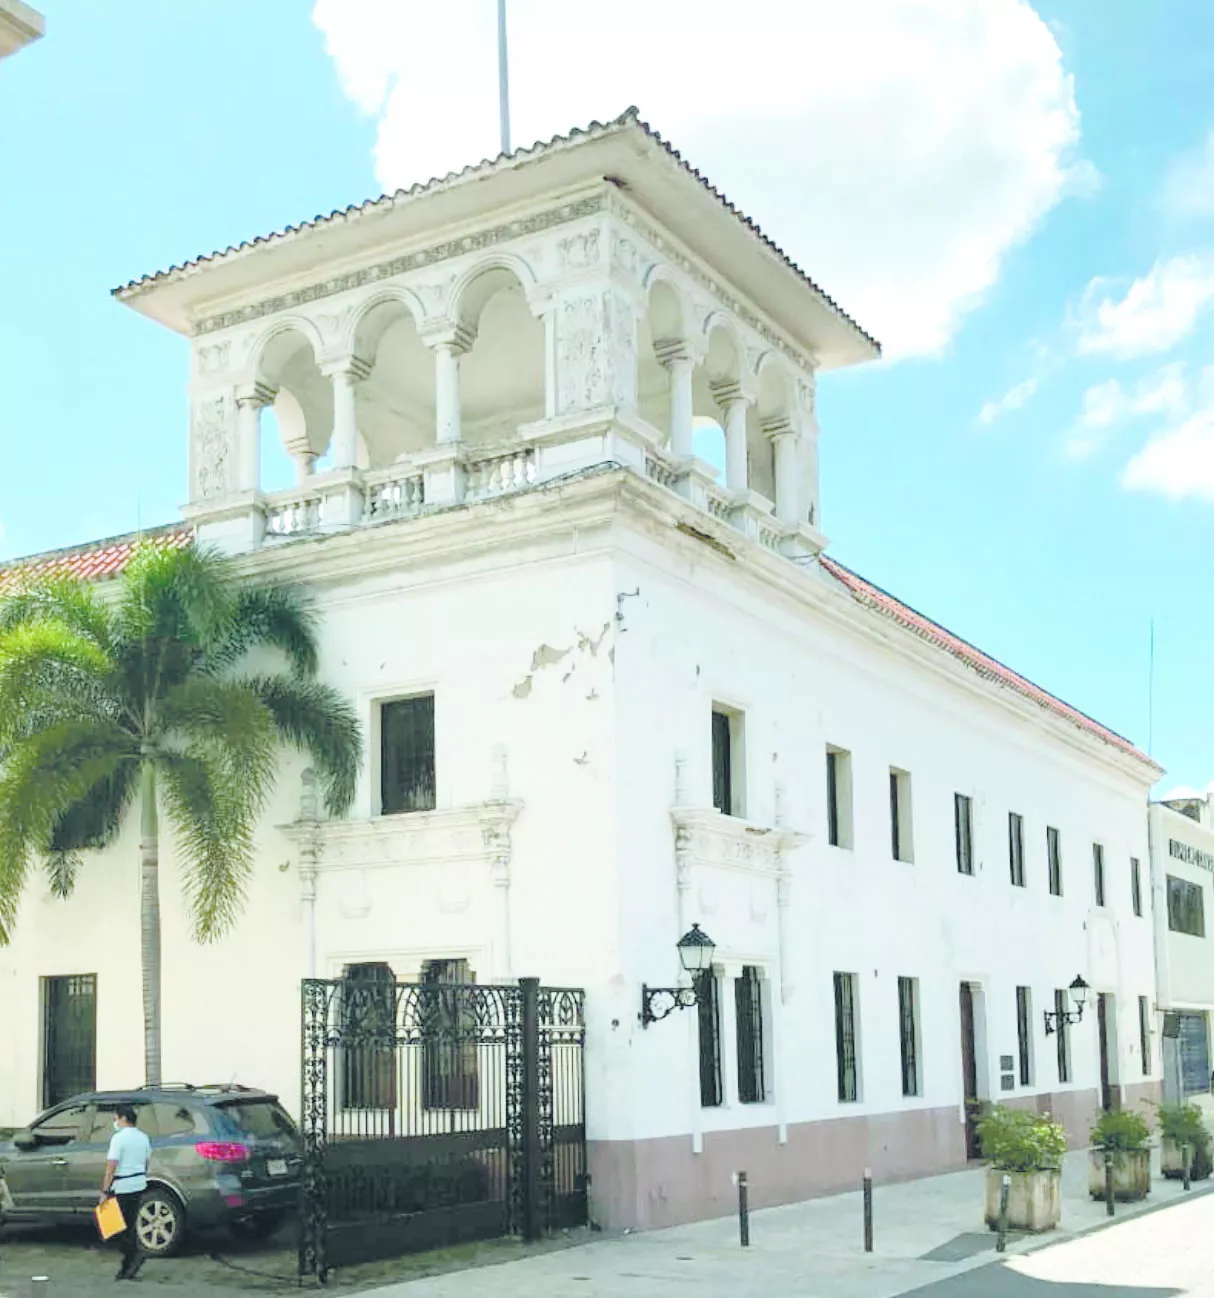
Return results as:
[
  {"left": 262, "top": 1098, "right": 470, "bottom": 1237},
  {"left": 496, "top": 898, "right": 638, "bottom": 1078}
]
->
[{"left": 106, "top": 1125, "right": 151, "bottom": 1194}]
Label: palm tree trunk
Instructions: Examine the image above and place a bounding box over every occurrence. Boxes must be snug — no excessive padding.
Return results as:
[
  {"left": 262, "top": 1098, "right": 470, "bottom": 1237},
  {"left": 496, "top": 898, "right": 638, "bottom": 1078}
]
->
[{"left": 139, "top": 760, "right": 162, "bottom": 1086}]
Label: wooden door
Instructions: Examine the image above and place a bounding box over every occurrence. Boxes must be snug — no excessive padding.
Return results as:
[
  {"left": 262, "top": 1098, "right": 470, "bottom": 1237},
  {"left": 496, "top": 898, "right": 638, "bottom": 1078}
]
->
[{"left": 959, "top": 981, "right": 981, "bottom": 1159}]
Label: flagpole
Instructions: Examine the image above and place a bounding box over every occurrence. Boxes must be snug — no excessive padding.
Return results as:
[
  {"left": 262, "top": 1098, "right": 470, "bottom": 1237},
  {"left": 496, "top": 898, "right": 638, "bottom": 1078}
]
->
[{"left": 497, "top": 0, "right": 511, "bottom": 155}]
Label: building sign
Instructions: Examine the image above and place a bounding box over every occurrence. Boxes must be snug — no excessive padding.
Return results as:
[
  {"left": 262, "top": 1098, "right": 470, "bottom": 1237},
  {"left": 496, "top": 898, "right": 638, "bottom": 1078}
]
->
[{"left": 1169, "top": 839, "right": 1214, "bottom": 874}]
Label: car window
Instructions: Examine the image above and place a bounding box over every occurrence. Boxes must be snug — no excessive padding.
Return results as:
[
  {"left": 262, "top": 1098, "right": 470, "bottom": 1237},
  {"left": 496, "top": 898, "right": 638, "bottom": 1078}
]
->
[
  {"left": 33, "top": 1104, "right": 90, "bottom": 1145},
  {"left": 215, "top": 1101, "right": 297, "bottom": 1139},
  {"left": 87, "top": 1103, "right": 156, "bottom": 1142},
  {"left": 151, "top": 1103, "right": 207, "bottom": 1137}
]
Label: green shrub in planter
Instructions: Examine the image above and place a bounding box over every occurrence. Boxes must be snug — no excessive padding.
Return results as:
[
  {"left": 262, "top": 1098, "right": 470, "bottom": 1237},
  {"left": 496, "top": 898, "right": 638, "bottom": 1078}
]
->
[
  {"left": 978, "top": 1105, "right": 1068, "bottom": 1171},
  {"left": 1090, "top": 1109, "right": 1150, "bottom": 1152},
  {"left": 1155, "top": 1102, "right": 1213, "bottom": 1181}
]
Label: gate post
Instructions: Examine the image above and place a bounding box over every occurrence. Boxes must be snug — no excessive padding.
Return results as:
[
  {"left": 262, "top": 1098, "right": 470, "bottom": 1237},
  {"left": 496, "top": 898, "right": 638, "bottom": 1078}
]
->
[{"left": 521, "top": 976, "right": 542, "bottom": 1242}]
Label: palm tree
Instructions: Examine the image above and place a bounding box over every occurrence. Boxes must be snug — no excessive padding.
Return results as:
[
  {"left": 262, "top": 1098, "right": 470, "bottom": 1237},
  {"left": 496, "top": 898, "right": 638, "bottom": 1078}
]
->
[{"left": 0, "top": 541, "right": 362, "bottom": 1085}]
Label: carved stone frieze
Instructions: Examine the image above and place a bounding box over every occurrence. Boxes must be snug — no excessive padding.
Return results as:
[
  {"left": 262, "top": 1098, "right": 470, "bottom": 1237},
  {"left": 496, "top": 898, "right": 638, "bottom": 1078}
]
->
[
  {"left": 191, "top": 394, "right": 232, "bottom": 500},
  {"left": 556, "top": 293, "right": 606, "bottom": 414},
  {"left": 558, "top": 228, "right": 601, "bottom": 270},
  {"left": 194, "top": 195, "right": 606, "bottom": 336},
  {"left": 669, "top": 806, "right": 808, "bottom": 878},
  {"left": 197, "top": 341, "right": 230, "bottom": 375}
]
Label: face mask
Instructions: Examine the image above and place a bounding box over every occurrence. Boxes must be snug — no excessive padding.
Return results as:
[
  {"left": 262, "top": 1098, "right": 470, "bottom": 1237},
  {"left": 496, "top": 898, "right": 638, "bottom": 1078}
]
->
[{"left": 112, "top": 1121, "right": 121, "bottom": 1132}]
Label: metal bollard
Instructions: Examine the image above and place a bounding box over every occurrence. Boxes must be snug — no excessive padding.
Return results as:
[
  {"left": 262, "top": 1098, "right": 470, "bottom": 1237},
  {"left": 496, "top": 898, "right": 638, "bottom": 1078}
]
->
[
  {"left": 738, "top": 1170, "right": 750, "bottom": 1247},
  {"left": 1104, "top": 1150, "right": 1115, "bottom": 1217},
  {"left": 996, "top": 1173, "right": 1011, "bottom": 1253},
  {"left": 863, "top": 1168, "right": 873, "bottom": 1253},
  {"left": 1184, "top": 1144, "right": 1192, "bottom": 1192}
]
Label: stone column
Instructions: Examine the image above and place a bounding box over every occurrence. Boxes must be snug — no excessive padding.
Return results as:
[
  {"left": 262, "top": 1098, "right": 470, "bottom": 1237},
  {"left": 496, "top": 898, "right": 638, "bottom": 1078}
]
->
[
  {"left": 714, "top": 383, "right": 750, "bottom": 494},
  {"left": 235, "top": 383, "right": 274, "bottom": 493},
  {"left": 767, "top": 418, "right": 799, "bottom": 525},
  {"left": 323, "top": 358, "right": 371, "bottom": 470},
  {"left": 657, "top": 343, "right": 695, "bottom": 459},
  {"left": 429, "top": 326, "right": 473, "bottom": 446}
]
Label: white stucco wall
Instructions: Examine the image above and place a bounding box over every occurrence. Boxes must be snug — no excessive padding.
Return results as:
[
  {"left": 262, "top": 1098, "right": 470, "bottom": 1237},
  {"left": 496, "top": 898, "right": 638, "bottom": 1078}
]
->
[{"left": 1149, "top": 803, "right": 1214, "bottom": 1010}]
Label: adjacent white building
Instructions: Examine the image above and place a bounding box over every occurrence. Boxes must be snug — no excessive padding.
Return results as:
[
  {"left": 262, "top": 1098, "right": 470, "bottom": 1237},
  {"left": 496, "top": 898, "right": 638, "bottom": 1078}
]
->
[
  {"left": 1149, "top": 788, "right": 1214, "bottom": 1108},
  {"left": 0, "top": 111, "right": 1163, "bottom": 1230}
]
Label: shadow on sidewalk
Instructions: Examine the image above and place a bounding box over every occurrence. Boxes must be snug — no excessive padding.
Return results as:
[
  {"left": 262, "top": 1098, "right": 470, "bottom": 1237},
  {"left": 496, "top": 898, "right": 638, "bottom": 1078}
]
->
[{"left": 907, "top": 1262, "right": 1182, "bottom": 1298}]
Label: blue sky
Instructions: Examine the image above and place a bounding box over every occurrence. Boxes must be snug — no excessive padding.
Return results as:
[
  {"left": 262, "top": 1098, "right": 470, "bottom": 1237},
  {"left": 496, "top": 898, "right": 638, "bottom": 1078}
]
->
[{"left": 2, "top": 1, "right": 1213, "bottom": 791}]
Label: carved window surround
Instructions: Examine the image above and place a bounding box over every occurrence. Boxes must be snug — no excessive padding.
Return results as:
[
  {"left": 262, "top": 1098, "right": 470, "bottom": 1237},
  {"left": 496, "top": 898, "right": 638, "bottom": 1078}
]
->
[
  {"left": 280, "top": 801, "right": 522, "bottom": 876},
  {"left": 671, "top": 807, "right": 807, "bottom": 880}
]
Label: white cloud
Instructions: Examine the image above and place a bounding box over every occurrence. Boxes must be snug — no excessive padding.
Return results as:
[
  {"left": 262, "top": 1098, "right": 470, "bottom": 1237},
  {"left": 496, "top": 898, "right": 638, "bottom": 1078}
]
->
[
  {"left": 977, "top": 377, "right": 1039, "bottom": 425},
  {"left": 1161, "top": 128, "right": 1214, "bottom": 221},
  {"left": 1120, "top": 366, "right": 1214, "bottom": 498},
  {"left": 312, "top": 0, "right": 1087, "bottom": 360},
  {"left": 1075, "top": 254, "right": 1214, "bottom": 359},
  {"left": 1065, "top": 366, "right": 1187, "bottom": 460}
]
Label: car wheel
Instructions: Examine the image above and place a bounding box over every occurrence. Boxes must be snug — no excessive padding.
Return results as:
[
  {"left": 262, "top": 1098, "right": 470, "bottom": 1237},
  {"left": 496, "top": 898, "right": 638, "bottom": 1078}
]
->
[
  {"left": 134, "top": 1188, "right": 185, "bottom": 1257},
  {"left": 230, "top": 1210, "right": 284, "bottom": 1241}
]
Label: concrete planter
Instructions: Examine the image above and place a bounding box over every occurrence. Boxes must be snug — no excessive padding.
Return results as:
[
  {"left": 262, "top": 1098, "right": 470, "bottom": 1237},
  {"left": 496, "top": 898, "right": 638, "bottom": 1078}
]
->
[
  {"left": 1088, "top": 1148, "right": 1151, "bottom": 1201},
  {"left": 984, "top": 1168, "right": 1061, "bottom": 1233}
]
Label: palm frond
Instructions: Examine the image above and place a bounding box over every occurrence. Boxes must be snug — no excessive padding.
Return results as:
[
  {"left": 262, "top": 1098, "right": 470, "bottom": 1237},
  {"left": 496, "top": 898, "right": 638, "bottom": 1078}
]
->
[
  {"left": 49, "top": 761, "right": 139, "bottom": 853},
  {"left": 207, "top": 584, "right": 321, "bottom": 678},
  {"left": 117, "top": 542, "right": 237, "bottom": 654},
  {"left": 44, "top": 851, "right": 82, "bottom": 900},
  {"left": 157, "top": 750, "right": 255, "bottom": 942},
  {"left": 0, "top": 621, "right": 118, "bottom": 750},
  {"left": 242, "top": 675, "right": 363, "bottom": 816},
  {"left": 0, "top": 577, "right": 113, "bottom": 650},
  {"left": 0, "top": 720, "right": 137, "bottom": 943}
]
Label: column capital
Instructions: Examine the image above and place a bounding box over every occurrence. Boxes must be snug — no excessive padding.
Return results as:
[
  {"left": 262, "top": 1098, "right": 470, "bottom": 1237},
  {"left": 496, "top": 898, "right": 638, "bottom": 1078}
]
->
[
  {"left": 762, "top": 414, "right": 796, "bottom": 442},
  {"left": 654, "top": 339, "right": 698, "bottom": 370},
  {"left": 319, "top": 355, "right": 373, "bottom": 384},
  {"left": 710, "top": 379, "right": 752, "bottom": 411},
  {"left": 421, "top": 321, "right": 476, "bottom": 355},
  {"left": 235, "top": 381, "right": 276, "bottom": 409}
]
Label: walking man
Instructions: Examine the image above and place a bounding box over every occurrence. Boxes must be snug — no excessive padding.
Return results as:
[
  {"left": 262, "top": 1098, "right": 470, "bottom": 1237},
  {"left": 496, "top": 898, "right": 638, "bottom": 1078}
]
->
[{"left": 98, "top": 1105, "right": 151, "bottom": 1280}]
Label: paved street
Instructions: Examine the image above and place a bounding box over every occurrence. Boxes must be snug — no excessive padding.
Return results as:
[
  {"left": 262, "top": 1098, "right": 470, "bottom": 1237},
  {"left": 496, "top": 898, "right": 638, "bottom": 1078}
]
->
[{"left": 1, "top": 1151, "right": 1211, "bottom": 1297}]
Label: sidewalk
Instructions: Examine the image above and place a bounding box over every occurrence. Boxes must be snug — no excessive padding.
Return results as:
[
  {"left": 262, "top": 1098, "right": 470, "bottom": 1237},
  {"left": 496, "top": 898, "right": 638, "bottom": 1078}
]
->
[{"left": 364, "top": 1147, "right": 1214, "bottom": 1298}]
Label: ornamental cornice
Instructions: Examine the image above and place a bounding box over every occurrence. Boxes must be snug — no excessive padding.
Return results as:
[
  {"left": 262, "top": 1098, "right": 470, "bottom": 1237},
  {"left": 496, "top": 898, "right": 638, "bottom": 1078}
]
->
[
  {"left": 671, "top": 806, "right": 809, "bottom": 878},
  {"left": 192, "top": 195, "right": 607, "bottom": 337},
  {"left": 279, "top": 800, "right": 522, "bottom": 873}
]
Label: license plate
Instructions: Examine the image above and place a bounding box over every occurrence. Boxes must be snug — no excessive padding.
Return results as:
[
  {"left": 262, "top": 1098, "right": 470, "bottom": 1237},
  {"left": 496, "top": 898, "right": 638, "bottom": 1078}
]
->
[{"left": 267, "top": 1159, "right": 288, "bottom": 1177}]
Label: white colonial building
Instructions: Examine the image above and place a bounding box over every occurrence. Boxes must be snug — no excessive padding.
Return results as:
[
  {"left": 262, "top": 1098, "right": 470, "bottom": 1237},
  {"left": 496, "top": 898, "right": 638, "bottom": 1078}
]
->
[
  {"left": 0, "top": 111, "right": 1163, "bottom": 1230},
  {"left": 0, "top": 0, "right": 43, "bottom": 60},
  {"left": 1149, "top": 788, "right": 1214, "bottom": 1109}
]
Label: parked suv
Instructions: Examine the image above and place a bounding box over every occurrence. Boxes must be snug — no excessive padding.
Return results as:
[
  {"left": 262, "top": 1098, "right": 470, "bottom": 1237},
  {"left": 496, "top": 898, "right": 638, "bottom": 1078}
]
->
[{"left": 0, "top": 1084, "right": 300, "bottom": 1256}]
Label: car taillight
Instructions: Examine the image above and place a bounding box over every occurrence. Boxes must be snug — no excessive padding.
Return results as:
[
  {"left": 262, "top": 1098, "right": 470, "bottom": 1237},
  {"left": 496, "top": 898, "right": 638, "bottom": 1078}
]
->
[{"left": 195, "top": 1141, "right": 250, "bottom": 1163}]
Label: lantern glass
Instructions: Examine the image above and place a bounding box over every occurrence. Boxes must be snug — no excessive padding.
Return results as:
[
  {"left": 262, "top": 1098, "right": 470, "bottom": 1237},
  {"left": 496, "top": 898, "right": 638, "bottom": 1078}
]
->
[
  {"left": 1069, "top": 975, "right": 1089, "bottom": 1013},
  {"left": 676, "top": 923, "right": 716, "bottom": 975}
]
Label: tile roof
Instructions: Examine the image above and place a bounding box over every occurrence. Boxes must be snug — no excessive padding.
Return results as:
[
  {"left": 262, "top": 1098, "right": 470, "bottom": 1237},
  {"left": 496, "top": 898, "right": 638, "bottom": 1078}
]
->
[
  {"left": 819, "top": 555, "right": 1157, "bottom": 770},
  {"left": 0, "top": 525, "right": 193, "bottom": 593},
  {"left": 112, "top": 108, "right": 879, "bottom": 356}
]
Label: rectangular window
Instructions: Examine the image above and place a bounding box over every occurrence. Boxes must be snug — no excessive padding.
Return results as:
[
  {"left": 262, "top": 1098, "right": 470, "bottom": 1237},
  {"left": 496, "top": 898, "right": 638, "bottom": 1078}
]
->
[
  {"left": 712, "top": 707, "right": 746, "bottom": 817},
  {"left": 1093, "top": 843, "right": 1106, "bottom": 907},
  {"left": 1131, "top": 858, "right": 1143, "bottom": 917},
  {"left": 897, "top": 976, "right": 921, "bottom": 1097},
  {"left": 1167, "top": 875, "right": 1206, "bottom": 937},
  {"left": 825, "top": 746, "right": 854, "bottom": 849},
  {"left": 1016, "top": 986, "right": 1033, "bottom": 1086},
  {"left": 1047, "top": 826, "right": 1062, "bottom": 896},
  {"left": 696, "top": 970, "right": 723, "bottom": 1108},
  {"left": 41, "top": 974, "right": 97, "bottom": 1110},
  {"left": 954, "top": 793, "right": 974, "bottom": 876},
  {"left": 1055, "top": 988, "right": 1071, "bottom": 1084},
  {"left": 421, "top": 958, "right": 479, "bottom": 1111},
  {"left": 341, "top": 962, "right": 397, "bottom": 1110},
  {"left": 380, "top": 694, "right": 436, "bottom": 814},
  {"left": 1138, "top": 995, "right": 1151, "bottom": 1077},
  {"left": 1009, "top": 812, "right": 1025, "bottom": 887},
  {"left": 890, "top": 768, "right": 914, "bottom": 862},
  {"left": 833, "top": 972, "right": 860, "bottom": 1102},
  {"left": 734, "top": 966, "right": 766, "bottom": 1104}
]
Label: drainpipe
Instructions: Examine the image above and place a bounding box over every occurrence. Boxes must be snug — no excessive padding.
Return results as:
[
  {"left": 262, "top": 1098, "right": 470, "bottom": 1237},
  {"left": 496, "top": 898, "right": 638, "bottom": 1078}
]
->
[{"left": 298, "top": 769, "right": 319, "bottom": 979}]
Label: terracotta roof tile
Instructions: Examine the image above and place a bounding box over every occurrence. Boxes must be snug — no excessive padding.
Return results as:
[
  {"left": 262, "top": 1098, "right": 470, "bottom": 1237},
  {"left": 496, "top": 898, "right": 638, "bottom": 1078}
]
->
[
  {"left": 0, "top": 526, "right": 193, "bottom": 593},
  {"left": 112, "top": 109, "right": 879, "bottom": 355},
  {"left": 819, "top": 555, "right": 1156, "bottom": 770}
]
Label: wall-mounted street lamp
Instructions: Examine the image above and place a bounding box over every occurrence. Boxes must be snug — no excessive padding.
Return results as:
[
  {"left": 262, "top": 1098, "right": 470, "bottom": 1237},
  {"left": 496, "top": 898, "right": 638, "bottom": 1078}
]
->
[
  {"left": 1043, "top": 975, "right": 1090, "bottom": 1036},
  {"left": 640, "top": 924, "right": 716, "bottom": 1027}
]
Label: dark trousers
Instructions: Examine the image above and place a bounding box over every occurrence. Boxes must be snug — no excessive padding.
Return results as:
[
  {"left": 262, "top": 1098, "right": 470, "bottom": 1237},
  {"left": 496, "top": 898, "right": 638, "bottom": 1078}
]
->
[{"left": 114, "top": 1191, "right": 143, "bottom": 1269}]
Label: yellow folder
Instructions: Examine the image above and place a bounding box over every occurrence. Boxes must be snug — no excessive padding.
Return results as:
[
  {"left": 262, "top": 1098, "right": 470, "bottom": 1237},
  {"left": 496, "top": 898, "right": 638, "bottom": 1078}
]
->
[{"left": 94, "top": 1195, "right": 125, "bottom": 1241}]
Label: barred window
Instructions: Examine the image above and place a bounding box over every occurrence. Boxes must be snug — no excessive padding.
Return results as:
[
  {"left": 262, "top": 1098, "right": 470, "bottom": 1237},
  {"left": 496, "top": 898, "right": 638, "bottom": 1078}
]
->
[
  {"left": 898, "top": 976, "right": 921, "bottom": 1097},
  {"left": 1047, "top": 827, "right": 1063, "bottom": 896},
  {"left": 1009, "top": 813, "right": 1025, "bottom": 887},
  {"left": 696, "top": 970, "right": 723, "bottom": 1108},
  {"left": 834, "top": 972, "right": 859, "bottom": 1102},
  {"left": 1016, "top": 986, "right": 1033, "bottom": 1086},
  {"left": 341, "top": 962, "right": 397, "bottom": 1110},
  {"left": 420, "top": 958, "right": 479, "bottom": 1111},
  {"left": 954, "top": 794, "right": 974, "bottom": 876},
  {"left": 1168, "top": 876, "right": 1206, "bottom": 937},
  {"left": 1055, "top": 988, "right": 1071, "bottom": 1084},
  {"left": 735, "top": 966, "right": 766, "bottom": 1104},
  {"left": 381, "top": 694, "right": 436, "bottom": 814}
]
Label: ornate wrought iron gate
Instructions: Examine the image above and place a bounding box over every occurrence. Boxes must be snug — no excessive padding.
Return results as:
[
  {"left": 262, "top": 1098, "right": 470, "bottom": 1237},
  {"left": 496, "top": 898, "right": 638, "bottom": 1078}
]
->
[{"left": 299, "top": 974, "right": 586, "bottom": 1281}]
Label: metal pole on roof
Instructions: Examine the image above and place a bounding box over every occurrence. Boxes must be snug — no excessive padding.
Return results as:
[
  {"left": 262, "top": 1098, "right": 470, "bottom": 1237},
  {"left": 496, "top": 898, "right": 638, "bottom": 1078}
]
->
[
  {"left": 497, "top": 0, "right": 511, "bottom": 155},
  {"left": 1148, "top": 618, "right": 1155, "bottom": 757}
]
